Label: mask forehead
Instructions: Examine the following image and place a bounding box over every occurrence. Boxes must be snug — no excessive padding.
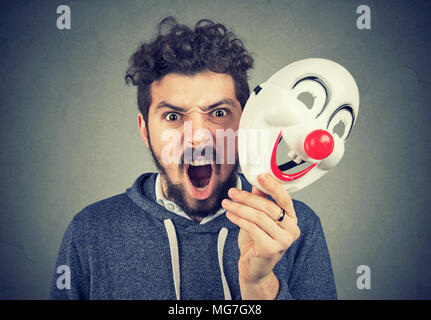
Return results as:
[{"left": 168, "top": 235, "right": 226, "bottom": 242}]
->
[{"left": 267, "top": 58, "right": 360, "bottom": 122}]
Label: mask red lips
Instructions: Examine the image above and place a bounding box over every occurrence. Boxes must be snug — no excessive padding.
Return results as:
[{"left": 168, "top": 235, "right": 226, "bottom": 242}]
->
[{"left": 271, "top": 131, "right": 317, "bottom": 181}]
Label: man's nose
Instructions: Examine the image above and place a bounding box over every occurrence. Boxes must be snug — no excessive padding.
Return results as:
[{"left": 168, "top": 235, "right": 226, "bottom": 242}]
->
[{"left": 184, "top": 114, "right": 213, "bottom": 148}]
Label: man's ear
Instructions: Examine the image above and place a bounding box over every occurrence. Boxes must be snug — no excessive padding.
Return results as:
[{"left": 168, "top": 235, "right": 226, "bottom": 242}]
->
[{"left": 137, "top": 113, "right": 149, "bottom": 148}]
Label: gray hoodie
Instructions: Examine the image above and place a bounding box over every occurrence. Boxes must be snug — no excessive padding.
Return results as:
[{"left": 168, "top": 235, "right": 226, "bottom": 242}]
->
[{"left": 50, "top": 172, "right": 337, "bottom": 299}]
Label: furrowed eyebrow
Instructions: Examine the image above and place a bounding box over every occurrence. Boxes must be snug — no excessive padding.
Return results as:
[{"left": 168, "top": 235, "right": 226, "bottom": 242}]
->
[
  {"left": 201, "top": 99, "right": 238, "bottom": 112},
  {"left": 155, "top": 102, "right": 188, "bottom": 113},
  {"left": 155, "top": 98, "right": 239, "bottom": 113}
]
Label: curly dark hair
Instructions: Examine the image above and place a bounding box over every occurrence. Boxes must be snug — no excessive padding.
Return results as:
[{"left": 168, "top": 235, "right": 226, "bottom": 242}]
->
[{"left": 125, "top": 16, "right": 254, "bottom": 125}]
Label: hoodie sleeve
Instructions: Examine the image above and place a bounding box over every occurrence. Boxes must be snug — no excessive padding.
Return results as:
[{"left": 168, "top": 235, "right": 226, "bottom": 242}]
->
[
  {"left": 275, "top": 213, "right": 337, "bottom": 300},
  {"left": 50, "top": 215, "right": 90, "bottom": 300}
]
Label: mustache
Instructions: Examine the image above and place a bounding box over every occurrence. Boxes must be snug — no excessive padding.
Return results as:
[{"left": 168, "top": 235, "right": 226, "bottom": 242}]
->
[
  {"left": 178, "top": 145, "right": 224, "bottom": 175},
  {"left": 179, "top": 145, "right": 223, "bottom": 165}
]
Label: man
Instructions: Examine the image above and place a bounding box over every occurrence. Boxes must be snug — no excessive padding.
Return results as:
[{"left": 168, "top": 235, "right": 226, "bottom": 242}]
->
[{"left": 50, "top": 17, "right": 337, "bottom": 300}]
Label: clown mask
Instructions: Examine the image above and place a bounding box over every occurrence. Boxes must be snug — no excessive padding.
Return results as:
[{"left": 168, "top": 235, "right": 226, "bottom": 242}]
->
[{"left": 238, "top": 58, "right": 360, "bottom": 193}]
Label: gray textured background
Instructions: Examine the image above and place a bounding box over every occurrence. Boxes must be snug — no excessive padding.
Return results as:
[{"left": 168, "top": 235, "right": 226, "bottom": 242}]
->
[{"left": 1, "top": 0, "right": 430, "bottom": 299}]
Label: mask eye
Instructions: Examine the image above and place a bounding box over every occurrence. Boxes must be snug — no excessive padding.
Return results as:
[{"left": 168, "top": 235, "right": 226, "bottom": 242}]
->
[
  {"left": 292, "top": 77, "right": 328, "bottom": 118},
  {"left": 297, "top": 92, "right": 315, "bottom": 110},
  {"left": 327, "top": 107, "right": 354, "bottom": 140}
]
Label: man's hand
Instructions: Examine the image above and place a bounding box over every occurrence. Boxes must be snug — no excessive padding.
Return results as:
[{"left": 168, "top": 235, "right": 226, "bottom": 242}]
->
[{"left": 221, "top": 173, "right": 300, "bottom": 300}]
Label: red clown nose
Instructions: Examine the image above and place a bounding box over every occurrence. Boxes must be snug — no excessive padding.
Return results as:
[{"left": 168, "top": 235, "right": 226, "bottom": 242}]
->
[{"left": 303, "top": 129, "right": 334, "bottom": 160}]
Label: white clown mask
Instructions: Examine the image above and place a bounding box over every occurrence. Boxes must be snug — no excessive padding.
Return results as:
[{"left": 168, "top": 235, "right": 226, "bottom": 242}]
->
[{"left": 238, "top": 58, "right": 360, "bottom": 193}]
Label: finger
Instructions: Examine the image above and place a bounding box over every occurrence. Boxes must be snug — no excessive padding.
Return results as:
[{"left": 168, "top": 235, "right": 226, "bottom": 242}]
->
[
  {"left": 225, "top": 211, "right": 277, "bottom": 246},
  {"left": 228, "top": 188, "right": 282, "bottom": 221},
  {"left": 222, "top": 199, "right": 287, "bottom": 241},
  {"left": 257, "top": 173, "right": 297, "bottom": 222},
  {"left": 251, "top": 186, "right": 267, "bottom": 197},
  {"left": 225, "top": 209, "right": 300, "bottom": 251},
  {"left": 280, "top": 218, "right": 301, "bottom": 242}
]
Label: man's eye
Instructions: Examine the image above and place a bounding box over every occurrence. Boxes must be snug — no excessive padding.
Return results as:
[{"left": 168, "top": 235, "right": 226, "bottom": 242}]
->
[
  {"left": 164, "top": 112, "right": 182, "bottom": 122},
  {"left": 211, "top": 109, "right": 228, "bottom": 118}
]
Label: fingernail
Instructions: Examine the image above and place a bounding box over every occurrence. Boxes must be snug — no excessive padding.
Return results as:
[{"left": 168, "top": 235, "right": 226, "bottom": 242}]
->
[
  {"left": 258, "top": 173, "right": 267, "bottom": 182},
  {"left": 222, "top": 199, "right": 231, "bottom": 207}
]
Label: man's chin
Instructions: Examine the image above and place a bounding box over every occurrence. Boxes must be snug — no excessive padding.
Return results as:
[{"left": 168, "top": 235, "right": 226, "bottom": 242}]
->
[
  {"left": 163, "top": 167, "right": 238, "bottom": 220},
  {"left": 181, "top": 196, "right": 222, "bottom": 219}
]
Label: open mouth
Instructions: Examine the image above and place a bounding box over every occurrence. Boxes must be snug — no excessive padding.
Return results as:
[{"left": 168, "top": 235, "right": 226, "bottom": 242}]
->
[
  {"left": 188, "top": 162, "right": 212, "bottom": 188},
  {"left": 271, "top": 131, "right": 317, "bottom": 182},
  {"left": 185, "top": 159, "right": 216, "bottom": 200}
]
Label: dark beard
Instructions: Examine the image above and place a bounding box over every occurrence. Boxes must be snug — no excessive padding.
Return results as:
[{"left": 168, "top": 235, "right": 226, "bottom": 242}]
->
[{"left": 147, "top": 138, "right": 238, "bottom": 221}]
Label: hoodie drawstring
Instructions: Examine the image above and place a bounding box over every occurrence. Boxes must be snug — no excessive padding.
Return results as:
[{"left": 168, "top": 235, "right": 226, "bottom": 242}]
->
[
  {"left": 163, "top": 219, "right": 232, "bottom": 300},
  {"left": 217, "top": 227, "right": 232, "bottom": 300},
  {"left": 163, "top": 219, "right": 181, "bottom": 300}
]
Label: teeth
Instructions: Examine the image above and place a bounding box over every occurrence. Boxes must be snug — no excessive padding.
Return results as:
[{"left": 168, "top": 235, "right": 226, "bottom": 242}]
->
[
  {"left": 190, "top": 160, "right": 211, "bottom": 166},
  {"left": 288, "top": 150, "right": 303, "bottom": 164}
]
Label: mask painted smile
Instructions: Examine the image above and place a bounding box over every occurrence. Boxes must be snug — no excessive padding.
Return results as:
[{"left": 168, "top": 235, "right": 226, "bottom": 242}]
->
[{"left": 270, "top": 131, "right": 317, "bottom": 182}]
